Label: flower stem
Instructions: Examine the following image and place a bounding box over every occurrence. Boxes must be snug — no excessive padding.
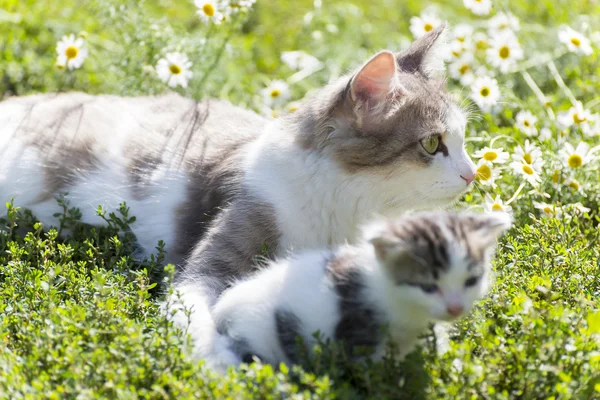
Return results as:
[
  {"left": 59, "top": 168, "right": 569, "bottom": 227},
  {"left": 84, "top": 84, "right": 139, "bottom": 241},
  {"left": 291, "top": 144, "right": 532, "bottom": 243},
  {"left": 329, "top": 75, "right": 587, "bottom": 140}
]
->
[
  {"left": 505, "top": 181, "right": 527, "bottom": 205},
  {"left": 521, "top": 71, "right": 555, "bottom": 120},
  {"left": 547, "top": 61, "right": 579, "bottom": 107},
  {"left": 490, "top": 134, "right": 518, "bottom": 147}
]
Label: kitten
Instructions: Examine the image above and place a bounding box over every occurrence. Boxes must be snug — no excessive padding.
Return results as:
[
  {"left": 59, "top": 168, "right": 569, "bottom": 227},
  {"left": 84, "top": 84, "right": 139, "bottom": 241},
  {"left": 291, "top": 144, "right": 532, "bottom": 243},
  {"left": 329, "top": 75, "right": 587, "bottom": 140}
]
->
[
  {"left": 0, "top": 27, "right": 476, "bottom": 330},
  {"left": 206, "top": 212, "right": 511, "bottom": 370}
]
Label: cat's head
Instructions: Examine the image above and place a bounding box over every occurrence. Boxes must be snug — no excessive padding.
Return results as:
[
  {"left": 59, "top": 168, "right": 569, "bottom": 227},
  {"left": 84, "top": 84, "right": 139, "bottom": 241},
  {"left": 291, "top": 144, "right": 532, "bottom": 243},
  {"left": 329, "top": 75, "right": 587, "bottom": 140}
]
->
[
  {"left": 294, "top": 26, "right": 475, "bottom": 210},
  {"left": 366, "top": 212, "right": 511, "bottom": 321}
]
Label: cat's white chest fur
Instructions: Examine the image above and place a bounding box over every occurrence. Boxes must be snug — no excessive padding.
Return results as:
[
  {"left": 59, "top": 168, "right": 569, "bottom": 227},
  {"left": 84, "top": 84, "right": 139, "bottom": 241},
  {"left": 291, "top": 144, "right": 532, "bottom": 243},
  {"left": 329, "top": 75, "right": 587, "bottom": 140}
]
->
[{"left": 243, "top": 121, "right": 391, "bottom": 253}]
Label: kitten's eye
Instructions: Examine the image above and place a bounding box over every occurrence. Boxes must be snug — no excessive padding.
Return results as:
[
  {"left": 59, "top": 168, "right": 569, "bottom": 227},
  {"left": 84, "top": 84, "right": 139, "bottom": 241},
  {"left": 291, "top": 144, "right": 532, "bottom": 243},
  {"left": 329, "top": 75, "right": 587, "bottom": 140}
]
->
[
  {"left": 464, "top": 277, "right": 479, "bottom": 288},
  {"left": 420, "top": 135, "right": 441, "bottom": 154},
  {"left": 420, "top": 283, "right": 439, "bottom": 294}
]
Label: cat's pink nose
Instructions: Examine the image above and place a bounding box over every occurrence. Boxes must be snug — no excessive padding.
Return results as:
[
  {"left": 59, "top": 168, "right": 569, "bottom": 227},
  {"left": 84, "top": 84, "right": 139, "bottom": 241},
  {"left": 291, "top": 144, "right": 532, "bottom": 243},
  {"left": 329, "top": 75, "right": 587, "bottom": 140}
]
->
[
  {"left": 447, "top": 304, "right": 464, "bottom": 317},
  {"left": 461, "top": 174, "right": 474, "bottom": 185}
]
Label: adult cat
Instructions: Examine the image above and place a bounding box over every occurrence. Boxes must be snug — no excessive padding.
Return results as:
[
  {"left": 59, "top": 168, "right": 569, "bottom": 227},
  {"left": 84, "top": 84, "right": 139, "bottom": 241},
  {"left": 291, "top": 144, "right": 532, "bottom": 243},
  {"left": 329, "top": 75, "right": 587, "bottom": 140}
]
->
[{"left": 0, "top": 26, "right": 475, "bottom": 311}]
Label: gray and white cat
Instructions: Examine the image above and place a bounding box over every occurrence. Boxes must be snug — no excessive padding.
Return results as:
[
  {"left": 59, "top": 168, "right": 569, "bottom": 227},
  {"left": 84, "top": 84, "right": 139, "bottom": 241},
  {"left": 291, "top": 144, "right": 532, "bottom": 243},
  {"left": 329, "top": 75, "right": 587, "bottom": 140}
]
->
[
  {"left": 0, "top": 27, "right": 476, "bottom": 328},
  {"left": 198, "top": 212, "right": 511, "bottom": 371}
]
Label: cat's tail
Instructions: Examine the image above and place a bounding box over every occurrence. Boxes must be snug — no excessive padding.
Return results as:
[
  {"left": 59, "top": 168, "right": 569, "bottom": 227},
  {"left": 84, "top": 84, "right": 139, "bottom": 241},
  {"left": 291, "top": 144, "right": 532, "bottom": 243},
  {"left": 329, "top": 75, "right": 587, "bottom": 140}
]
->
[{"left": 165, "top": 281, "right": 241, "bottom": 373}]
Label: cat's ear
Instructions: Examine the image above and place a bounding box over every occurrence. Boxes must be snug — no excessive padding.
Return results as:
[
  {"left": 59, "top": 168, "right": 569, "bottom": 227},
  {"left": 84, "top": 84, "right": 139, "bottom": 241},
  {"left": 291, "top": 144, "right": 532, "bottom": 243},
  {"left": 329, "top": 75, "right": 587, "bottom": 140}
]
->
[
  {"left": 364, "top": 220, "right": 407, "bottom": 263},
  {"left": 349, "top": 50, "right": 400, "bottom": 106},
  {"left": 396, "top": 24, "right": 447, "bottom": 78},
  {"left": 468, "top": 212, "right": 512, "bottom": 247}
]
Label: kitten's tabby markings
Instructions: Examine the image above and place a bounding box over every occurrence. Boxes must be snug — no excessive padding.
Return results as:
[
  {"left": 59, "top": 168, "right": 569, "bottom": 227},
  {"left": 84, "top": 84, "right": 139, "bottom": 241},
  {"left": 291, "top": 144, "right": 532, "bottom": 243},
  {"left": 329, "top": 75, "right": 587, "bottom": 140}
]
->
[{"left": 208, "top": 212, "right": 511, "bottom": 371}]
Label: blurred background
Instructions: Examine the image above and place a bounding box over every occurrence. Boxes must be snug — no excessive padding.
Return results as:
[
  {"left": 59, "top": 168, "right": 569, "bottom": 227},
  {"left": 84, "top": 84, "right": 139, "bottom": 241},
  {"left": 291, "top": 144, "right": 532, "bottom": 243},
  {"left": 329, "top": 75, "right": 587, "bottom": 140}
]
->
[{"left": 2, "top": 0, "right": 599, "bottom": 112}]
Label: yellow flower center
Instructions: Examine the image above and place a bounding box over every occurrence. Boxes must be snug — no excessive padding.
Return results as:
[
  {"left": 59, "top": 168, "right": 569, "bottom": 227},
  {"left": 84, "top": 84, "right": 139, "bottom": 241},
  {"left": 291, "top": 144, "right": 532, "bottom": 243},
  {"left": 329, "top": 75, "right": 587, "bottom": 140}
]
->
[
  {"left": 552, "top": 170, "right": 560, "bottom": 183},
  {"left": 498, "top": 46, "right": 510, "bottom": 59},
  {"left": 476, "top": 164, "right": 492, "bottom": 181},
  {"left": 521, "top": 165, "right": 534, "bottom": 175},
  {"left": 65, "top": 46, "right": 79, "bottom": 59},
  {"left": 492, "top": 203, "right": 504, "bottom": 211},
  {"left": 570, "top": 37, "right": 581, "bottom": 47},
  {"left": 568, "top": 154, "right": 583, "bottom": 168},
  {"left": 424, "top": 23, "right": 433, "bottom": 32},
  {"left": 480, "top": 87, "right": 490, "bottom": 97},
  {"left": 457, "top": 37, "right": 465, "bottom": 43},
  {"left": 543, "top": 206, "right": 553, "bottom": 214},
  {"left": 452, "top": 50, "right": 461, "bottom": 57},
  {"left": 459, "top": 65, "right": 470, "bottom": 75},
  {"left": 483, "top": 151, "right": 498, "bottom": 161},
  {"left": 203, "top": 3, "right": 215, "bottom": 16},
  {"left": 476, "top": 40, "right": 488, "bottom": 50},
  {"left": 169, "top": 64, "right": 182, "bottom": 75},
  {"left": 523, "top": 153, "right": 532, "bottom": 164},
  {"left": 270, "top": 89, "right": 281, "bottom": 98},
  {"left": 568, "top": 181, "right": 579, "bottom": 190},
  {"left": 523, "top": 120, "right": 530, "bottom": 127},
  {"left": 573, "top": 113, "right": 587, "bottom": 124}
]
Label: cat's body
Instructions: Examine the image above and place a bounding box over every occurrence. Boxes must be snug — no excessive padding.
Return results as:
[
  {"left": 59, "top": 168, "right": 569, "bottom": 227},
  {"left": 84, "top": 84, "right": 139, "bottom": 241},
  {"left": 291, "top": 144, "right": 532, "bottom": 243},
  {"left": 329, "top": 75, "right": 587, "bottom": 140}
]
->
[
  {"left": 0, "top": 92, "right": 262, "bottom": 261},
  {"left": 1, "top": 27, "right": 479, "bottom": 358},
  {"left": 206, "top": 212, "right": 511, "bottom": 370}
]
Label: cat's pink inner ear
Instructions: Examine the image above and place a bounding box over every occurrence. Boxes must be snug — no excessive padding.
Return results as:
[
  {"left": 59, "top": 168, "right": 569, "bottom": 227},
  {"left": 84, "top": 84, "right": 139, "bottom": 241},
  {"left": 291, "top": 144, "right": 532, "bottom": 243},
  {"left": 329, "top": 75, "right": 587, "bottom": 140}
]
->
[{"left": 351, "top": 51, "right": 398, "bottom": 102}]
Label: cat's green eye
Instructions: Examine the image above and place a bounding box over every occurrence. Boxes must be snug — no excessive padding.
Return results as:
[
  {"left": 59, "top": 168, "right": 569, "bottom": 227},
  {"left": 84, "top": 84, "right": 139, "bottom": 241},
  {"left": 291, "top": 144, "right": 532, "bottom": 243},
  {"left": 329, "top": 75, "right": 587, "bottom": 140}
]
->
[{"left": 420, "top": 135, "right": 441, "bottom": 155}]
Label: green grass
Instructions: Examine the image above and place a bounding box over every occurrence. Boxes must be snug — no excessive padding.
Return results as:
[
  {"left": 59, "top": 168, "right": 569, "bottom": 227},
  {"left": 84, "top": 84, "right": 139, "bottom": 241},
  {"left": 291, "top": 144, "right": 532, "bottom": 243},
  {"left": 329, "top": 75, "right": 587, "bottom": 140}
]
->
[{"left": 2, "top": 0, "right": 600, "bottom": 398}]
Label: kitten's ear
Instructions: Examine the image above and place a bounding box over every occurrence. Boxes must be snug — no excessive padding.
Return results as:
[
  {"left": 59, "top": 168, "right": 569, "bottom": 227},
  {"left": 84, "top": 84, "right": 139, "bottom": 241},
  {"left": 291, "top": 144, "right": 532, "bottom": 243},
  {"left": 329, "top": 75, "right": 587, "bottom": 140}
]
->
[
  {"left": 364, "top": 220, "right": 407, "bottom": 263},
  {"left": 350, "top": 50, "right": 400, "bottom": 104},
  {"left": 468, "top": 212, "right": 513, "bottom": 247},
  {"left": 396, "top": 24, "right": 447, "bottom": 78}
]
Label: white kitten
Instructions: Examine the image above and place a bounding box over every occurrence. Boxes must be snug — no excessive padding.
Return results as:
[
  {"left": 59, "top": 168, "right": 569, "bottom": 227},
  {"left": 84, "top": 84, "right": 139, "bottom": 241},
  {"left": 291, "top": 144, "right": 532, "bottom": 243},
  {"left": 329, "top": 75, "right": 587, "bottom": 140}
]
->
[{"left": 206, "top": 212, "right": 511, "bottom": 370}]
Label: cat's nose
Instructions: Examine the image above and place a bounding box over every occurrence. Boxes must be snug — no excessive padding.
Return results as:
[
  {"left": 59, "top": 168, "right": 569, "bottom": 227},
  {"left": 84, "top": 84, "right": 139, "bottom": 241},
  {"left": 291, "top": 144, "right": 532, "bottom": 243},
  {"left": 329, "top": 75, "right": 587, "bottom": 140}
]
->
[
  {"left": 460, "top": 173, "right": 474, "bottom": 185},
  {"left": 447, "top": 304, "right": 464, "bottom": 317}
]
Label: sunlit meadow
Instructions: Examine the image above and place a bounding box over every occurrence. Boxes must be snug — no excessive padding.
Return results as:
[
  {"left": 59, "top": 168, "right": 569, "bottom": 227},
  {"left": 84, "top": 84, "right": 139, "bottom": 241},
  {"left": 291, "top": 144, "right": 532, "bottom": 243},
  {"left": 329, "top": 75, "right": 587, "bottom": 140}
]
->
[{"left": 1, "top": 0, "right": 600, "bottom": 398}]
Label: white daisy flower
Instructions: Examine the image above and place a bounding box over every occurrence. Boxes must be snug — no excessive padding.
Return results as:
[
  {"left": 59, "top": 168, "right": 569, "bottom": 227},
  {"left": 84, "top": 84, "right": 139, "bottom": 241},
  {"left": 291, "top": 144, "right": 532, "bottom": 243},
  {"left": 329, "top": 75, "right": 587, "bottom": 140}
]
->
[
  {"left": 471, "top": 76, "right": 500, "bottom": 110},
  {"left": 557, "top": 102, "right": 593, "bottom": 130},
  {"left": 474, "top": 159, "right": 501, "bottom": 187},
  {"left": 449, "top": 53, "right": 476, "bottom": 85},
  {"left": 512, "top": 141, "right": 543, "bottom": 166},
  {"left": 463, "top": 0, "right": 492, "bottom": 16},
  {"left": 444, "top": 39, "right": 468, "bottom": 61},
  {"left": 582, "top": 115, "right": 600, "bottom": 137},
  {"left": 156, "top": 52, "right": 193, "bottom": 88},
  {"left": 488, "top": 12, "right": 520, "bottom": 34},
  {"left": 409, "top": 13, "right": 442, "bottom": 39},
  {"left": 515, "top": 110, "right": 538, "bottom": 137},
  {"left": 560, "top": 142, "right": 593, "bottom": 169},
  {"left": 484, "top": 194, "right": 513, "bottom": 214},
  {"left": 195, "top": 0, "right": 224, "bottom": 24},
  {"left": 453, "top": 24, "right": 474, "bottom": 44},
  {"left": 510, "top": 160, "right": 541, "bottom": 185},
  {"left": 539, "top": 127, "right": 553, "bottom": 141},
  {"left": 558, "top": 26, "right": 593, "bottom": 56},
  {"left": 565, "top": 202, "right": 591, "bottom": 215},
  {"left": 473, "top": 146, "right": 510, "bottom": 164},
  {"left": 487, "top": 31, "right": 523, "bottom": 73},
  {"left": 56, "top": 34, "right": 88, "bottom": 70},
  {"left": 281, "top": 51, "right": 322, "bottom": 71},
  {"left": 473, "top": 32, "right": 489, "bottom": 51},
  {"left": 261, "top": 80, "right": 291, "bottom": 107},
  {"left": 534, "top": 202, "right": 562, "bottom": 218},
  {"left": 227, "top": 0, "right": 256, "bottom": 13},
  {"left": 563, "top": 175, "right": 586, "bottom": 196}
]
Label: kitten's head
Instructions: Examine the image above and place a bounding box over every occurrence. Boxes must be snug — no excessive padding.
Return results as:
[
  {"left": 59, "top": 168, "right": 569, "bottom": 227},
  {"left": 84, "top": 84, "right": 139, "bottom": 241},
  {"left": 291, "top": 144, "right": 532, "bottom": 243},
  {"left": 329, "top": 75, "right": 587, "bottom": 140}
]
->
[
  {"left": 366, "top": 212, "right": 511, "bottom": 321},
  {"left": 294, "top": 26, "right": 476, "bottom": 210}
]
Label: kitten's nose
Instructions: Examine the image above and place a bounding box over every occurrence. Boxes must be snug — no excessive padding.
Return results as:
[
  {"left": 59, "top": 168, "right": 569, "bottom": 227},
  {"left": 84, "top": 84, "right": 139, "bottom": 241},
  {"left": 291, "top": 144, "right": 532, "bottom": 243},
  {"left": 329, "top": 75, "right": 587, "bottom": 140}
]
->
[
  {"left": 447, "top": 304, "right": 464, "bottom": 317},
  {"left": 461, "top": 173, "right": 474, "bottom": 185}
]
